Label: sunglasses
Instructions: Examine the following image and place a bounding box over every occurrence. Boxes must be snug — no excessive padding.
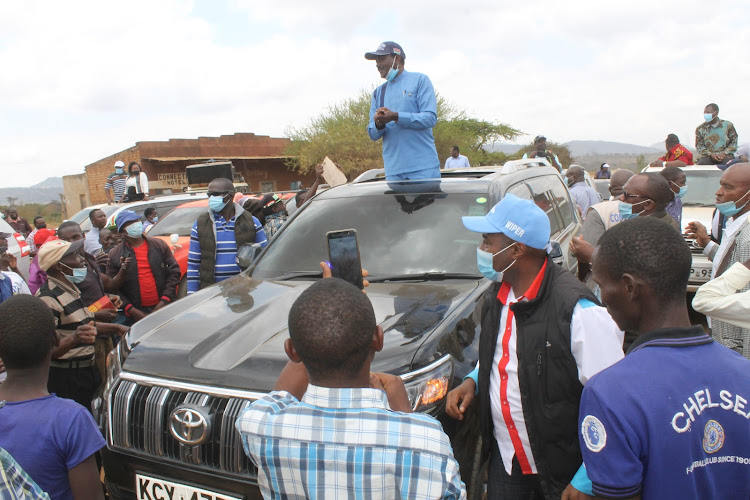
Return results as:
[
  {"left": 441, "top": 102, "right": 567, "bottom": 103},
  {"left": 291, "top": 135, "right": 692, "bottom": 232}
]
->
[{"left": 622, "top": 190, "right": 649, "bottom": 199}]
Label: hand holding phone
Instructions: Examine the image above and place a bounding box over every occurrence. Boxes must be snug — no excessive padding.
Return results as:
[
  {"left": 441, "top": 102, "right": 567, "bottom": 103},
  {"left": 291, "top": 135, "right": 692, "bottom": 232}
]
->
[{"left": 327, "top": 229, "right": 364, "bottom": 289}]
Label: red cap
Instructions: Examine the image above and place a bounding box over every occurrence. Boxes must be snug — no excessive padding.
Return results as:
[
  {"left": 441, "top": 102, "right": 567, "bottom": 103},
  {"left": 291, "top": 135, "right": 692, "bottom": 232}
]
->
[{"left": 34, "top": 228, "right": 57, "bottom": 247}]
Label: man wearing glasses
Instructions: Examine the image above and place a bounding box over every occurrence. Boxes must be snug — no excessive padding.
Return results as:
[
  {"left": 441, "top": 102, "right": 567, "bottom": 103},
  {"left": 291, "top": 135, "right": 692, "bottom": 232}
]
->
[
  {"left": 616, "top": 173, "right": 679, "bottom": 230},
  {"left": 186, "top": 177, "right": 268, "bottom": 295}
]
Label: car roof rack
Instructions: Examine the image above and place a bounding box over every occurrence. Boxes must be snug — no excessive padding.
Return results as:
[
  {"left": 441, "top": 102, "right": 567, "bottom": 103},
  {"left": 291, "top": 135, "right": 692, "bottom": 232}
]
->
[{"left": 351, "top": 166, "right": 511, "bottom": 184}]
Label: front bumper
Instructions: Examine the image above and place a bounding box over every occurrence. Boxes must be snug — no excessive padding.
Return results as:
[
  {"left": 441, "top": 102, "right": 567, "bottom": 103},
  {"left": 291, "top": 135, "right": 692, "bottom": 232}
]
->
[{"left": 102, "top": 448, "right": 263, "bottom": 500}]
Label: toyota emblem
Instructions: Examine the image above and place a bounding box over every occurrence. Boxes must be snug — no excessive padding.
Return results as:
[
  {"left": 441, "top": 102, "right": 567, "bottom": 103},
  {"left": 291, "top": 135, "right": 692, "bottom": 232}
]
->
[{"left": 170, "top": 404, "right": 211, "bottom": 446}]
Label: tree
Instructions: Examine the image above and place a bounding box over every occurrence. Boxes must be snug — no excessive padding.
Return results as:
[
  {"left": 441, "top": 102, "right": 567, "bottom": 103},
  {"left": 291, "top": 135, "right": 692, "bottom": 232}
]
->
[
  {"left": 6, "top": 197, "right": 18, "bottom": 207},
  {"left": 284, "top": 89, "right": 521, "bottom": 177},
  {"left": 635, "top": 154, "right": 647, "bottom": 171},
  {"left": 510, "top": 141, "right": 575, "bottom": 169}
]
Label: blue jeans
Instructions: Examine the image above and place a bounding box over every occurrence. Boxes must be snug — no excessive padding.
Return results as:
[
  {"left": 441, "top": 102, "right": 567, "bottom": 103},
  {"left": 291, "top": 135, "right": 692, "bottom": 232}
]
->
[{"left": 385, "top": 166, "right": 441, "bottom": 181}]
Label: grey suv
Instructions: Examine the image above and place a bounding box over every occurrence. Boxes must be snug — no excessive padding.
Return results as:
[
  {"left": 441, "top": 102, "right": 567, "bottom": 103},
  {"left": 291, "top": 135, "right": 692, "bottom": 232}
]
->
[{"left": 99, "top": 160, "right": 582, "bottom": 500}]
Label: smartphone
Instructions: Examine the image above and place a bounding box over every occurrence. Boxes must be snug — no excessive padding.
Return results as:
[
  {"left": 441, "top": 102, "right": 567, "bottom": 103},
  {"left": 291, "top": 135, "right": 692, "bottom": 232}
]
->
[{"left": 327, "top": 229, "right": 364, "bottom": 289}]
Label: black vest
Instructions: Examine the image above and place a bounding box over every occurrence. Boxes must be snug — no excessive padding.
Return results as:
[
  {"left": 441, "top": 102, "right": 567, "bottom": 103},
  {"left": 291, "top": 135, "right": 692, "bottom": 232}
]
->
[
  {"left": 196, "top": 209, "right": 256, "bottom": 290},
  {"left": 478, "top": 259, "right": 599, "bottom": 499}
]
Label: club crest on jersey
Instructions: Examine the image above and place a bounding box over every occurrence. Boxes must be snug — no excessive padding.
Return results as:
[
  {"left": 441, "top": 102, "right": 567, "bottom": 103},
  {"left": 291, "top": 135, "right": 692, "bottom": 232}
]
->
[
  {"left": 582, "top": 415, "right": 607, "bottom": 452},
  {"left": 703, "top": 420, "right": 724, "bottom": 454}
]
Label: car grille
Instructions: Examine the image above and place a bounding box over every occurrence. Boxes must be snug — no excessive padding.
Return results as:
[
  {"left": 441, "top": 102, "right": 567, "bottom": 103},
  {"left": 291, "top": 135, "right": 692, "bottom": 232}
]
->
[{"left": 108, "top": 378, "right": 257, "bottom": 478}]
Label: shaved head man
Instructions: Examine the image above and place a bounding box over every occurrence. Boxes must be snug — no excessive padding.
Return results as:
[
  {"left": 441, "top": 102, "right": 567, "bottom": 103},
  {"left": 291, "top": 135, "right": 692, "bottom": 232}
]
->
[
  {"left": 609, "top": 169, "right": 634, "bottom": 199},
  {"left": 686, "top": 163, "right": 750, "bottom": 359},
  {"left": 566, "top": 166, "right": 602, "bottom": 216}
]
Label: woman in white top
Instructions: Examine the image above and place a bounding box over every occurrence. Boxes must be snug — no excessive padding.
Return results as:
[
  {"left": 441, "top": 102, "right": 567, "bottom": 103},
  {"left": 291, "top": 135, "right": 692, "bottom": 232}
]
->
[{"left": 122, "top": 162, "right": 149, "bottom": 202}]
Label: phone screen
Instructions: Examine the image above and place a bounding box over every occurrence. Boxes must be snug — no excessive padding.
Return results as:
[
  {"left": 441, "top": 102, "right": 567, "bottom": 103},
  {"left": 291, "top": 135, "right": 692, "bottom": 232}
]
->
[{"left": 327, "top": 229, "right": 364, "bottom": 289}]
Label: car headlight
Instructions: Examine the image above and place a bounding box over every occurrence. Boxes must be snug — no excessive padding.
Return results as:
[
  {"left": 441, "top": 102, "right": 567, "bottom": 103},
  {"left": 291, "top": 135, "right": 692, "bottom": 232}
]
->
[
  {"left": 105, "top": 334, "right": 132, "bottom": 393},
  {"left": 401, "top": 355, "right": 453, "bottom": 414}
]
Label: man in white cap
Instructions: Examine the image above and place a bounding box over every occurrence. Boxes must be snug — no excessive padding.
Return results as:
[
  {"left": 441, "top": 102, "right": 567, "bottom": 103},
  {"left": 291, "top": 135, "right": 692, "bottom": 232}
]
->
[
  {"left": 104, "top": 160, "right": 128, "bottom": 204},
  {"left": 365, "top": 41, "right": 440, "bottom": 181},
  {"left": 445, "top": 193, "right": 624, "bottom": 499},
  {"left": 595, "top": 163, "right": 611, "bottom": 179}
]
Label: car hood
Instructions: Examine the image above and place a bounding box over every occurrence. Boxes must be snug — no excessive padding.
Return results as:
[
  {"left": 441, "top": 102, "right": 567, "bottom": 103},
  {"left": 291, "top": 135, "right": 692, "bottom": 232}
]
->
[{"left": 123, "top": 275, "right": 480, "bottom": 391}]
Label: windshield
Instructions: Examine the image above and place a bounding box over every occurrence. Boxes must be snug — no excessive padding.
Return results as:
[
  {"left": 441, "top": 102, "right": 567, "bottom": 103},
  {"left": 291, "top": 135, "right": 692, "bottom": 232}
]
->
[
  {"left": 252, "top": 193, "right": 489, "bottom": 279},
  {"left": 148, "top": 206, "right": 207, "bottom": 237},
  {"left": 73, "top": 205, "right": 120, "bottom": 232},
  {"left": 682, "top": 170, "right": 723, "bottom": 206}
]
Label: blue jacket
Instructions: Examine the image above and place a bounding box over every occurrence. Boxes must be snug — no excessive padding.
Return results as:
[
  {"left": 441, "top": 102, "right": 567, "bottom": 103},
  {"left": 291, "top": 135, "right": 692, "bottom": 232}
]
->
[{"left": 367, "top": 70, "right": 440, "bottom": 176}]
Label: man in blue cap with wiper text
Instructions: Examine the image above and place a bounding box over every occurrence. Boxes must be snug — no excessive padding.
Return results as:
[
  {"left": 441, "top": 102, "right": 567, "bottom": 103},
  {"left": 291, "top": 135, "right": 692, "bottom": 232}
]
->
[
  {"left": 365, "top": 41, "right": 440, "bottom": 181},
  {"left": 445, "top": 193, "right": 624, "bottom": 499}
]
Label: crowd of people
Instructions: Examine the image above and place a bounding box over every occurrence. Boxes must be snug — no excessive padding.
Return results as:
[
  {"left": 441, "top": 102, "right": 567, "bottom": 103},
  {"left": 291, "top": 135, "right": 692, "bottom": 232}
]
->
[{"left": 0, "top": 39, "right": 748, "bottom": 500}]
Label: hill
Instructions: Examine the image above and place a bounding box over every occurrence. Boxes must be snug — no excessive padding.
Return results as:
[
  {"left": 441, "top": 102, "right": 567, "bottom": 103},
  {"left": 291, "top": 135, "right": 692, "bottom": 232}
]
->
[
  {"left": 1, "top": 177, "right": 64, "bottom": 205},
  {"left": 564, "top": 141, "right": 662, "bottom": 156}
]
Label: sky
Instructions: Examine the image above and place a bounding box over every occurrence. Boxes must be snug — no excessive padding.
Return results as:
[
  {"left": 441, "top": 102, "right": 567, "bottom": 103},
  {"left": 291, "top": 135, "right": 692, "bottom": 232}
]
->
[{"left": 1, "top": 0, "right": 748, "bottom": 187}]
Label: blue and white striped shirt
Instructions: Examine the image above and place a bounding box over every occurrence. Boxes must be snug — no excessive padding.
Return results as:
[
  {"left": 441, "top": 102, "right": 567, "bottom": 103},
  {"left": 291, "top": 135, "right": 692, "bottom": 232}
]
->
[
  {"left": 236, "top": 385, "right": 466, "bottom": 500},
  {"left": 186, "top": 206, "right": 267, "bottom": 294}
]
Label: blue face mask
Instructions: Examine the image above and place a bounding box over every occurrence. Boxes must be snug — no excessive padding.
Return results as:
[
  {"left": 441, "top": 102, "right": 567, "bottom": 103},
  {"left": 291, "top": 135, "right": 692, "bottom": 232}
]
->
[
  {"left": 209, "top": 195, "right": 229, "bottom": 213},
  {"left": 385, "top": 56, "right": 399, "bottom": 82},
  {"left": 152, "top": 216, "right": 158, "bottom": 222},
  {"left": 115, "top": 168, "right": 124, "bottom": 174},
  {"left": 618, "top": 199, "right": 649, "bottom": 220},
  {"left": 704, "top": 113, "right": 714, "bottom": 123},
  {"left": 671, "top": 181, "right": 688, "bottom": 199},
  {"left": 476, "top": 243, "right": 516, "bottom": 282},
  {"left": 61, "top": 264, "right": 88, "bottom": 284},
  {"left": 125, "top": 221, "right": 143, "bottom": 238},
  {"left": 716, "top": 189, "right": 750, "bottom": 217}
]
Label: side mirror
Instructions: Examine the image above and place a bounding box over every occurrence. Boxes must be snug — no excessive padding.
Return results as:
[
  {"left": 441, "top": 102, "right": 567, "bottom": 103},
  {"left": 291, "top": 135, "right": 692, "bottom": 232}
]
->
[
  {"left": 236, "top": 243, "right": 263, "bottom": 270},
  {"left": 548, "top": 241, "right": 564, "bottom": 266}
]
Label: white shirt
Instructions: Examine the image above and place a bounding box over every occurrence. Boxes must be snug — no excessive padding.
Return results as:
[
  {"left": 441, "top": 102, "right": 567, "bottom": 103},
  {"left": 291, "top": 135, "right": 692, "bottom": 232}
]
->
[
  {"left": 0, "top": 271, "right": 30, "bottom": 296},
  {"left": 489, "top": 288, "right": 624, "bottom": 475},
  {"left": 125, "top": 172, "right": 149, "bottom": 195},
  {"left": 444, "top": 155, "right": 470, "bottom": 169},
  {"left": 693, "top": 262, "right": 750, "bottom": 329},
  {"left": 84, "top": 226, "right": 102, "bottom": 255},
  {"left": 736, "top": 143, "right": 749, "bottom": 160},
  {"left": 706, "top": 212, "right": 749, "bottom": 279}
]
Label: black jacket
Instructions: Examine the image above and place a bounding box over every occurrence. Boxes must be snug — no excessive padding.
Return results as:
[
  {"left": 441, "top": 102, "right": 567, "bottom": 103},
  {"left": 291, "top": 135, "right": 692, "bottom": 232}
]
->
[
  {"left": 478, "top": 259, "right": 598, "bottom": 499},
  {"left": 106, "top": 236, "right": 180, "bottom": 311}
]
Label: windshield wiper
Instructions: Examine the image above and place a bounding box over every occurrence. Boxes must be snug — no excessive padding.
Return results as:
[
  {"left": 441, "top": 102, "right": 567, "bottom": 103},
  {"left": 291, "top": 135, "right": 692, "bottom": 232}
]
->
[
  {"left": 271, "top": 271, "right": 323, "bottom": 281},
  {"left": 367, "top": 272, "right": 482, "bottom": 283}
]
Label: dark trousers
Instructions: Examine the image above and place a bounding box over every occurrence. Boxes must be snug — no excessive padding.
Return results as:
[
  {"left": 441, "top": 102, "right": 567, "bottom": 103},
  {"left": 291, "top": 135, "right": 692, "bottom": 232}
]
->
[
  {"left": 697, "top": 155, "right": 734, "bottom": 166},
  {"left": 48, "top": 364, "right": 100, "bottom": 412},
  {"left": 488, "top": 440, "right": 545, "bottom": 500}
]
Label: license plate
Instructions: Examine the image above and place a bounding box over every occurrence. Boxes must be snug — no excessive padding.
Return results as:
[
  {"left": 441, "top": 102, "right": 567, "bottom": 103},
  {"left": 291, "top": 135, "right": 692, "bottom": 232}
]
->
[
  {"left": 136, "top": 473, "right": 242, "bottom": 500},
  {"left": 689, "top": 267, "right": 711, "bottom": 281}
]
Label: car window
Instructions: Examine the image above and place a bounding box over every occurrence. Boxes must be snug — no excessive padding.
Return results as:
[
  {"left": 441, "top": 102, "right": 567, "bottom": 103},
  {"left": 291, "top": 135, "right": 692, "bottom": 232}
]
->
[
  {"left": 505, "top": 181, "right": 532, "bottom": 200},
  {"left": 148, "top": 206, "right": 207, "bottom": 237},
  {"left": 525, "top": 175, "right": 576, "bottom": 236},
  {"left": 681, "top": 170, "right": 722, "bottom": 207},
  {"left": 252, "top": 193, "right": 489, "bottom": 279}
]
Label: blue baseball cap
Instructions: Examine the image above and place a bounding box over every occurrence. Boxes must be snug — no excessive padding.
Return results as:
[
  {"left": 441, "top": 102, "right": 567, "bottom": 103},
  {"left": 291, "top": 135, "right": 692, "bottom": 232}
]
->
[
  {"left": 462, "top": 193, "right": 550, "bottom": 249},
  {"left": 364, "top": 41, "right": 405, "bottom": 60},
  {"left": 115, "top": 210, "right": 141, "bottom": 232}
]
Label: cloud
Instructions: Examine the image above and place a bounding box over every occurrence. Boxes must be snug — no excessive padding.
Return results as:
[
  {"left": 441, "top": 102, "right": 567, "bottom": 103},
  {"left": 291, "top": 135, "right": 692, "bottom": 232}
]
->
[{"left": 0, "top": 0, "right": 748, "bottom": 187}]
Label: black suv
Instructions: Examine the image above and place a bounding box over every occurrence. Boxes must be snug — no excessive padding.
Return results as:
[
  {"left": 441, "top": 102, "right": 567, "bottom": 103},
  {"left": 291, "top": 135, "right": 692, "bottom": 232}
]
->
[{"left": 99, "top": 161, "right": 582, "bottom": 500}]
